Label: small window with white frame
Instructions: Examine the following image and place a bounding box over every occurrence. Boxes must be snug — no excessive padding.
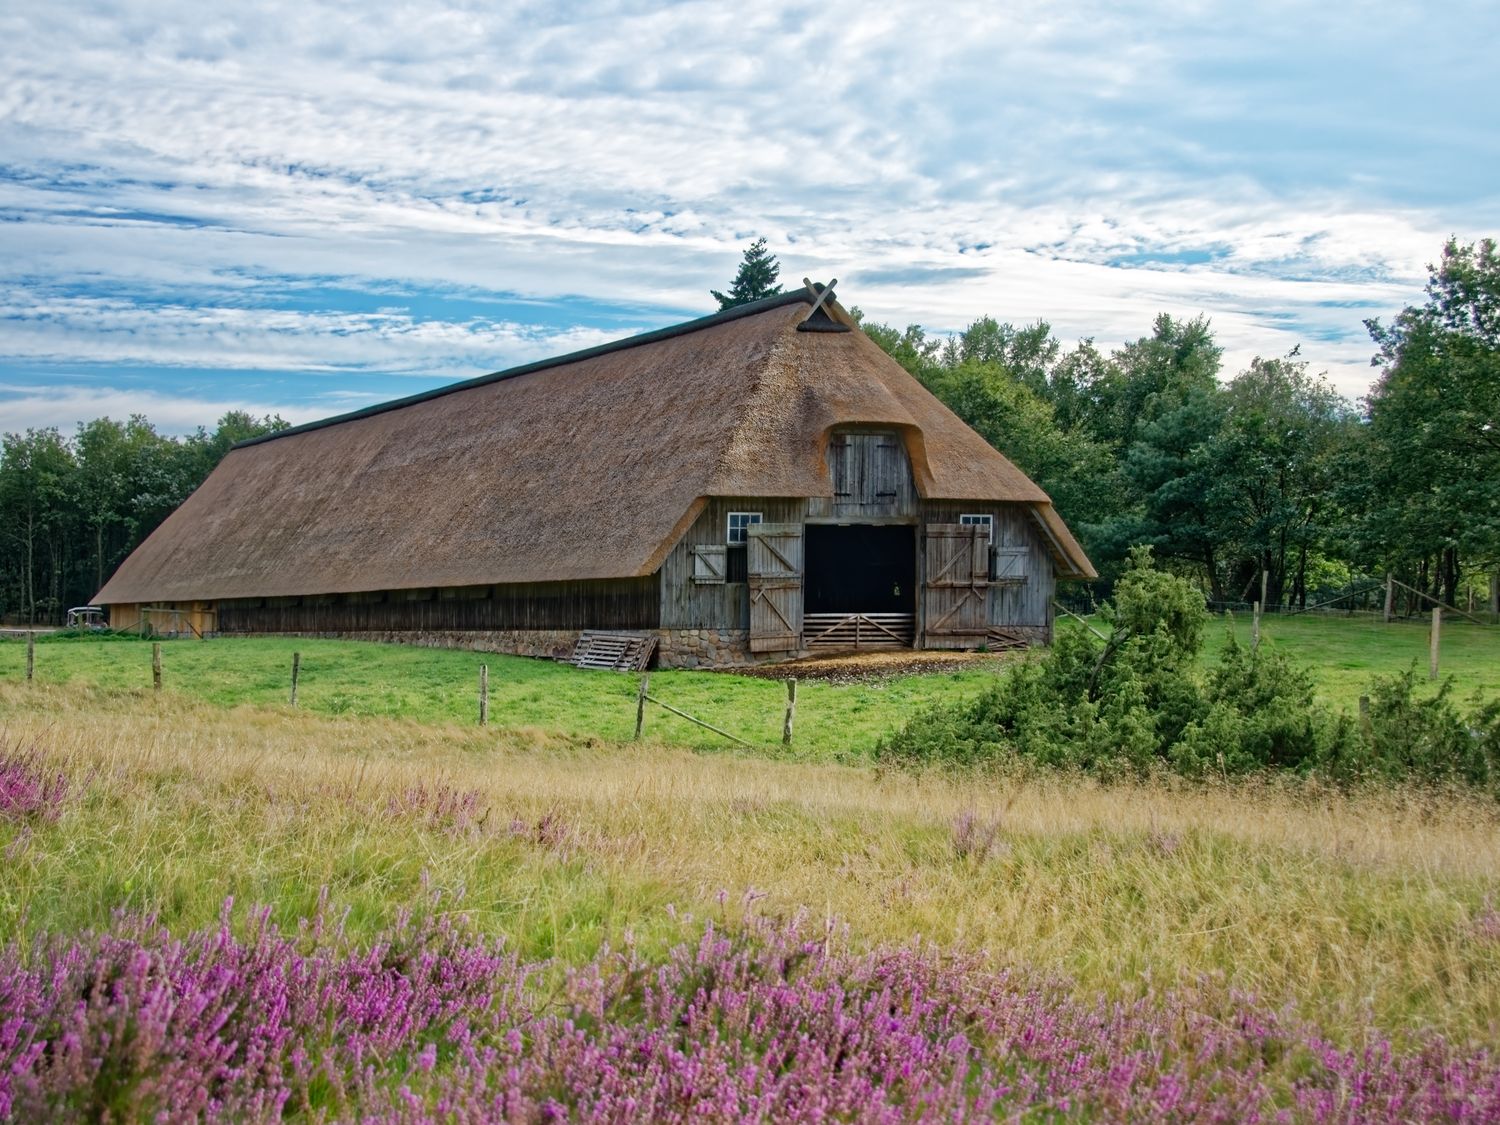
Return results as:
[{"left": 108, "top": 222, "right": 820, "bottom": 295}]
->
[
  {"left": 727, "top": 511, "right": 763, "bottom": 544},
  {"left": 959, "top": 513, "right": 994, "bottom": 544}
]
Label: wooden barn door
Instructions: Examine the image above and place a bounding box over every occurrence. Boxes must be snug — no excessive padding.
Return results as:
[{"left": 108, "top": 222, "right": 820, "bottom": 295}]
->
[
  {"left": 922, "top": 524, "right": 989, "bottom": 649},
  {"left": 747, "top": 523, "right": 803, "bottom": 652}
]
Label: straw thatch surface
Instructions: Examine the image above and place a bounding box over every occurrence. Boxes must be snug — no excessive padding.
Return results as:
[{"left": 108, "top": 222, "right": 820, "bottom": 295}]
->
[{"left": 96, "top": 291, "right": 1094, "bottom": 605}]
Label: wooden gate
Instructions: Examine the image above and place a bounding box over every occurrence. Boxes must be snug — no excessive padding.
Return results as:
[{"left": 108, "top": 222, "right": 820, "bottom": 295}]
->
[
  {"left": 748, "top": 523, "right": 803, "bottom": 652},
  {"left": 922, "top": 524, "right": 989, "bottom": 649}
]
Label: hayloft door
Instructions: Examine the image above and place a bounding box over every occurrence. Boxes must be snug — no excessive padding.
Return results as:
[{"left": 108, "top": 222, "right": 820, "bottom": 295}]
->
[
  {"left": 747, "top": 523, "right": 804, "bottom": 652},
  {"left": 921, "top": 524, "right": 989, "bottom": 649}
]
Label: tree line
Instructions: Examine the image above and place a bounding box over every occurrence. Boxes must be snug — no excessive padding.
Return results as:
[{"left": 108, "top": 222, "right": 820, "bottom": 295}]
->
[
  {"left": 0, "top": 413, "right": 287, "bottom": 624},
  {"left": 4, "top": 237, "right": 1497, "bottom": 624},
  {"left": 851, "top": 237, "right": 1500, "bottom": 613}
]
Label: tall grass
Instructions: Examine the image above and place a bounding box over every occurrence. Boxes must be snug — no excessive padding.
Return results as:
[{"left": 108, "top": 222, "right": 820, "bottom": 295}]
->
[{"left": 3, "top": 682, "right": 1497, "bottom": 1046}]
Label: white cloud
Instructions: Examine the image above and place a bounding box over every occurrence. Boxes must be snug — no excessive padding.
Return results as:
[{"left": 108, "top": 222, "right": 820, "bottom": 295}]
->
[
  {"left": 0, "top": 382, "right": 330, "bottom": 435},
  {"left": 1, "top": 0, "right": 1496, "bottom": 423},
  {"left": 0, "top": 288, "right": 622, "bottom": 378}
]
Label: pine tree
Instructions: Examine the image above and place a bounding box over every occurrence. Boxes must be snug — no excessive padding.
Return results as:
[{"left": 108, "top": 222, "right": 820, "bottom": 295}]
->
[{"left": 710, "top": 238, "right": 784, "bottom": 310}]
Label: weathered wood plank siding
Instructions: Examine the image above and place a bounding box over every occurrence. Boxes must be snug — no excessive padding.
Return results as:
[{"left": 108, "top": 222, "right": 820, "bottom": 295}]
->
[
  {"left": 105, "top": 601, "right": 216, "bottom": 636},
  {"left": 806, "top": 429, "right": 919, "bottom": 521},
  {"left": 747, "top": 523, "right": 804, "bottom": 652},
  {"left": 920, "top": 523, "right": 990, "bottom": 649},
  {"left": 660, "top": 497, "right": 805, "bottom": 629},
  {"left": 216, "top": 576, "right": 660, "bottom": 633},
  {"left": 922, "top": 501, "right": 1055, "bottom": 632}
]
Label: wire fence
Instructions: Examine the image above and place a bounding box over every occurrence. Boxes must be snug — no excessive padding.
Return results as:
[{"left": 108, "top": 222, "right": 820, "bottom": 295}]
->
[{"left": 1058, "top": 588, "right": 1498, "bottom": 625}]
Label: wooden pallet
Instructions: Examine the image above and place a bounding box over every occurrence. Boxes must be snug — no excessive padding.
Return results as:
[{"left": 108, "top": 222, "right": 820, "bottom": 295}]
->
[
  {"left": 571, "top": 630, "right": 658, "bottom": 672},
  {"left": 803, "top": 613, "right": 915, "bottom": 651}
]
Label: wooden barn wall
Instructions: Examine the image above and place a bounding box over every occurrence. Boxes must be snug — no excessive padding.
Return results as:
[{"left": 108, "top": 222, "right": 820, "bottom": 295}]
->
[
  {"left": 108, "top": 604, "right": 140, "bottom": 630},
  {"left": 660, "top": 497, "right": 806, "bottom": 629},
  {"left": 806, "top": 429, "right": 919, "bottom": 521},
  {"left": 922, "top": 501, "right": 1055, "bottom": 629},
  {"left": 105, "top": 602, "right": 215, "bottom": 636},
  {"left": 215, "top": 576, "right": 660, "bottom": 634},
  {"left": 661, "top": 494, "right": 1057, "bottom": 636}
]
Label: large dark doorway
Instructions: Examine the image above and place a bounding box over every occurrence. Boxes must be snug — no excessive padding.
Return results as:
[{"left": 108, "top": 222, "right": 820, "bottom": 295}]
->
[{"left": 804, "top": 524, "right": 916, "bottom": 614}]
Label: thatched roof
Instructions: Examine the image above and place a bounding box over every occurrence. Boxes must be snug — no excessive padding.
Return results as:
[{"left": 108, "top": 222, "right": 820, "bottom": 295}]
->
[{"left": 96, "top": 288, "right": 1095, "bottom": 605}]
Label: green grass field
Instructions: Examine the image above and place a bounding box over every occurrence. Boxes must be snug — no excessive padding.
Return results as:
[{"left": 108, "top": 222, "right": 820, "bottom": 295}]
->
[
  {"left": 0, "top": 633, "right": 1002, "bottom": 757},
  {"left": 3, "top": 612, "right": 1497, "bottom": 757},
  {"left": 1198, "top": 611, "right": 1500, "bottom": 703}
]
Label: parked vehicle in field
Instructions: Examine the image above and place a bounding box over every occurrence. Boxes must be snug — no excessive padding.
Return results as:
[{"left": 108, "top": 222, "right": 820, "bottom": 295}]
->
[{"left": 65, "top": 606, "right": 107, "bottom": 630}]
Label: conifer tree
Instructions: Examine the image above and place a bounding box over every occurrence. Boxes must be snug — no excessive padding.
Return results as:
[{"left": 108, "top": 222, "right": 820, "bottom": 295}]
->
[{"left": 710, "top": 237, "right": 784, "bottom": 310}]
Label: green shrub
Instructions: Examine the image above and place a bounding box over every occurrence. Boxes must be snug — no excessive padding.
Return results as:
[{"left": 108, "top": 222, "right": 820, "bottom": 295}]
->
[
  {"left": 1359, "top": 671, "right": 1500, "bottom": 791},
  {"left": 879, "top": 549, "right": 1494, "bottom": 793},
  {"left": 881, "top": 546, "right": 1211, "bottom": 774},
  {"left": 1180, "top": 632, "right": 1357, "bottom": 776},
  {"left": 1104, "top": 546, "right": 1208, "bottom": 659}
]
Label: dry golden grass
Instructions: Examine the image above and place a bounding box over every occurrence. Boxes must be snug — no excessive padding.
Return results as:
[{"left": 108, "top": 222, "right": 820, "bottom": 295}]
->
[{"left": 3, "top": 681, "right": 1499, "bottom": 1045}]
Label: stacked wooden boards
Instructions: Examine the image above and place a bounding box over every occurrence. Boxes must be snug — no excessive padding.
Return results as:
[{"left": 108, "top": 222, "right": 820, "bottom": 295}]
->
[{"left": 571, "top": 631, "right": 658, "bottom": 672}]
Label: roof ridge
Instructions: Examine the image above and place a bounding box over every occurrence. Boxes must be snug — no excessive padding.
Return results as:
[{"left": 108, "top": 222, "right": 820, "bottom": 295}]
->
[{"left": 233, "top": 288, "right": 818, "bottom": 450}]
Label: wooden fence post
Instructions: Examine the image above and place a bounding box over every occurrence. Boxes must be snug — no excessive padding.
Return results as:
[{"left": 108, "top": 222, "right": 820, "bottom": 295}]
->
[
  {"left": 1252, "top": 601, "right": 1261, "bottom": 653},
  {"left": 152, "top": 642, "right": 162, "bottom": 692},
  {"left": 1429, "top": 607, "right": 1441, "bottom": 681},
  {"left": 1358, "top": 695, "right": 1372, "bottom": 739},
  {"left": 478, "top": 664, "right": 489, "bottom": 726},
  {"left": 1384, "top": 572, "right": 1394, "bottom": 623},
  {"left": 290, "top": 652, "right": 301, "bottom": 706},
  {"left": 783, "top": 677, "right": 798, "bottom": 746},
  {"left": 634, "top": 673, "right": 650, "bottom": 740},
  {"left": 25, "top": 632, "right": 34, "bottom": 682}
]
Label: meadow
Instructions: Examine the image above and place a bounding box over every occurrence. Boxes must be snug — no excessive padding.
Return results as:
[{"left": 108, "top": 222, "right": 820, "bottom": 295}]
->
[
  {"left": 2, "top": 619, "right": 1499, "bottom": 1119},
  {"left": 0, "top": 632, "right": 1000, "bottom": 757},
  {"left": 1202, "top": 610, "right": 1500, "bottom": 704},
  {"left": 4, "top": 610, "right": 1496, "bottom": 756}
]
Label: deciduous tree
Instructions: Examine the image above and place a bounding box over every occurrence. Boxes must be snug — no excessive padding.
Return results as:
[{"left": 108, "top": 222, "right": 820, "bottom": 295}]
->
[{"left": 1363, "top": 238, "right": 1500, "bottom": 605}]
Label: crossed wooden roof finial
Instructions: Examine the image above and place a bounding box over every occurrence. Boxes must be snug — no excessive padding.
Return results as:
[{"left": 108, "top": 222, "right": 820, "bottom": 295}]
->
[
  {"left": 802, "top": 276, "right": 837, "bottom": 316},
  {"left": 797, "top": 277, "right": 848, "bottom": 333}
]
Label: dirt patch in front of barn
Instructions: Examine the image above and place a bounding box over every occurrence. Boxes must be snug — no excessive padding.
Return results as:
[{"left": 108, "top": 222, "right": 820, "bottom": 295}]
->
[{"left": 729, "top": 649, "right": 1020, "bottom": 684}]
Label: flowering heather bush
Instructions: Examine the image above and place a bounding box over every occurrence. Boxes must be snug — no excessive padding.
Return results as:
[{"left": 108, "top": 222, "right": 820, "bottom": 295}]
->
[
  {"left": 384, "top": 783, "right": 487, "bottom": 834},
  {"left": 1, "top": 902, "right": 1497, "bottom": 1122},
  {"left": 0, "top": 743, "right": 68, "bottom": 822},
  {"left": 510, "top": 809, "right": 572, "bottom": 853},
  {"left": 950, "top": 809, "right": 1006, "bottom": 862}
]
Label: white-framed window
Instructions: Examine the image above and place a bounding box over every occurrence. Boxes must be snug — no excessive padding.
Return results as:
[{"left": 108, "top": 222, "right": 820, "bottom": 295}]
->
[
  {"left": 727, "top": 511, "right": 763, "bottom": 544},
  {"left": 959, "top": 513, "right": 994, "bottom": 544}
]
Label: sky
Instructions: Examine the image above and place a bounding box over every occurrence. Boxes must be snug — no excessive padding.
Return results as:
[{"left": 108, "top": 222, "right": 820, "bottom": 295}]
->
[{"left": 2, "top": 0, "right": 1497, "bottom": 435}]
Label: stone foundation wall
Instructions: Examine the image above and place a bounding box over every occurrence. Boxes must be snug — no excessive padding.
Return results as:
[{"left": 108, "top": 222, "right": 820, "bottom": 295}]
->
[
  {"left": 260, "top": 629, "right": 581, "bottom": 661},
  {"left": 244, "top": 627, "right": 783, "bottom": 668},
  {"left": 654, "top": 628, "right": 799, "bottom": 669},
  {"left": 240, "top": 625, "right": 1047, "bottom": 668}
]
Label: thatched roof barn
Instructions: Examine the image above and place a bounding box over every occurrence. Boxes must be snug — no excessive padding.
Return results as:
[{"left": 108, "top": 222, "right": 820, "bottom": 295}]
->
[{"left": 97, "top": 285, "right": 1094, "bottom": 666}]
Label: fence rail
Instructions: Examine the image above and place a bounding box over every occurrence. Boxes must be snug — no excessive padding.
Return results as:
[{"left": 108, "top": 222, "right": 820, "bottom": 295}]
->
[{"left": 803, "top": 613, "right": 915, "bottom": 650}]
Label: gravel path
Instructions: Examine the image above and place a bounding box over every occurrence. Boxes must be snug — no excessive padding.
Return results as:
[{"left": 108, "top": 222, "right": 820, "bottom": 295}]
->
[{"left": 729, "top": 648, "right": 1017, "bottom": 683}]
